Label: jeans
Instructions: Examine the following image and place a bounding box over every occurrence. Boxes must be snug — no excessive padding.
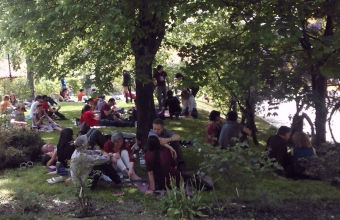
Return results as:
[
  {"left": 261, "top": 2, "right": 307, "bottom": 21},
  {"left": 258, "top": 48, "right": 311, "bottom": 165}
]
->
[
  {"left": 156, "top": 85, "right": 167, "bottom": 108},
  {"left": 182, "top": 107, "right": 199, "bottom": 118},
  {"left": 86, "top": 129, "right": 108, "bottom": 149},
  {"left": 48, "top": 110, "right": 66, "bottom": 120},
  {"left": 98, "top": 119, "right": 133, "bottom": 127},
  {"left": 91, "top": 163, "right": 121, "bottom": 190}
]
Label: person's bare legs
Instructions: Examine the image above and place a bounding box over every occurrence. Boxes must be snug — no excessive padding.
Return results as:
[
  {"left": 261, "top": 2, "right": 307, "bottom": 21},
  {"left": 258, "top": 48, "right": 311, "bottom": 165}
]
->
[{"left": 121, "top": 150, "right": 141, "bottom": 181}]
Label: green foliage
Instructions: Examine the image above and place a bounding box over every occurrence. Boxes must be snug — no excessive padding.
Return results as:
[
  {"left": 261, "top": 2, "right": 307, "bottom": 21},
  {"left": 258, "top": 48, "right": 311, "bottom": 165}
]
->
[
  {"left": 34, "top": 78, "right": 60, "bottom": 95},
  {"left": 253, "top": 189, "right": 282, "bottom": 212},
  {"left": 0, "top": 127, "right": 45, "bottom": 169},
  {"left": 67, "top": 77, "right": 82, "bottom": 94},
  {"left": 14, "top": 187, "right": 42, "bottom": 213},
  {"left": 160, "top": 177, "right": 209, "bottom": 220},
  {"left": 0, "top": 77, "right": 32, "bottom": 100}
]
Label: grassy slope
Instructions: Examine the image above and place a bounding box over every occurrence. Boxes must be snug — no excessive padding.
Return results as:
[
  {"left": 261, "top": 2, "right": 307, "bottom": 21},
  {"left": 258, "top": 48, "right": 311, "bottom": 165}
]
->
[{"left": 0, "top": 99, "right": 339, "bottom": 219}]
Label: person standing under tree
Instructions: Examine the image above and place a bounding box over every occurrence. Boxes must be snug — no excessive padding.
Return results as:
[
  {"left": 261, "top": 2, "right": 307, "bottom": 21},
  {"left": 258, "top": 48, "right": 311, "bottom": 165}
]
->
[
  {"left": 60, "top": 78, "right": 67, "bottom": 90},
  {"left": 153, "top": 65, "right": 169, "bottom": 108},
  {"left": 122, "top": 70, "right": 131, "bottom": 103},
  {"left": 84, "top": 75, "right": 92, "bottom": 97}
]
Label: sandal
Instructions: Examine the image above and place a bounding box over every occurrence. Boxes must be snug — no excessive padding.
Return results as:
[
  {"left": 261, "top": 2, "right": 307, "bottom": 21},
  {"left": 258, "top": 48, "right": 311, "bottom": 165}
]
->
[
  {"left": 47, "top": 176, "right": 64, "bottom": 184},
  {"left": 20, "top": 162, "right": 27, "bottom": 169},
  {"left": 26, "top": 161, "right": 33, "bottom": 168}
]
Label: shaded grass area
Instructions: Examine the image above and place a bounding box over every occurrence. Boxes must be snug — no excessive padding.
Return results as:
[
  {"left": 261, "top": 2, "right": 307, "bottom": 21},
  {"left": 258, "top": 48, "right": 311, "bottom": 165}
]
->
[{"left": 0, "top": 99, "right": 339, "bottom": 218}]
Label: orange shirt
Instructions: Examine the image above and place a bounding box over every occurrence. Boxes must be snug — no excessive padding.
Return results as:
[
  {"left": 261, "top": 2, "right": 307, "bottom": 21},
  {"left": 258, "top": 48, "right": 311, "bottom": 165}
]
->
[
  {"left": 0, "top": 100, "right": 10, "bottom": 112},
  {"left": 77, "top": 92, "right": 85, "bottom": 101}
]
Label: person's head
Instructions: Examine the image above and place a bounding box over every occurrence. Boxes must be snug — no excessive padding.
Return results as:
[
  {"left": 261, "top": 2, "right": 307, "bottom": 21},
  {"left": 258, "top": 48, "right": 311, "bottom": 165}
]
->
[
  {"left": 16, "top": 103, "right": 26, "bottom": 112},
  {"left": 41, "top": 143, "right": 55, "bottom": 153},
  {"left": 175, "top": 73, "right": 184, "bottom": 80},
  {"left": 108, "top": 98, "right": 116, "bottom": 107},
  {"left": 87, "top": 98, "right": 94, "bottom": 105},
  {"left": 226, "top": 111, "right": 238, "bottom": 121},
  {"left": 62, "top": 88, "right": 68, "bottom": 93},
  {"left": 58, "top": 128, "right": 74, "bottom": 146},
  {"left": 277, "top": 126, "right": 291, "bottom": 140},
  {"left": 74, "top": 135, "right": 89, "bottom": 150},
  {"left": 152, "top": 118, "right": 164, "bottom": 136},
  {"left": 100, "top": 95, "right": 106, "bottom": 100},
  {"left": 166, "top": 90, "right": 173, "bottom": 99},
  {"left": 10, "top": 94, "right": 16, "bottom": 101},
  {"left": 35, "top": 103, "right": 43, "bottom": 112},
  {"left": 148, "top": 136, "right": 161, "bottom": 151},
  {"left": 123, "top": 69, "right": 127, "bottom": 75},
  {"left": 157, "top": 65, "right": 163, "bottom": 72},
  {"left": 181, "top": 90, "right": 191, "bottom": 100},
  {"left": 209, "top": 110, "right": 221, "bottom": 121},
  {"left": 111, "top": 130, "right": 124, "bottom": 151},
  {"left": 42, "top": 95, "right": 48, "bottom": 101},
  {"left": 41, "top": 154, "right": 52, "bottom": 166},
  {"left": 83, "top": 104, "right": 92, "bottom": 112},
  {"left": 79, "top": 89, "right": 84, "bottom": 92},
  {"left": 3, "top": 95, "right": 9, "bottom": 101},
  {"left": 35, "top": 95, "right": 42, "bottom": 102},
  {"left": 293, "top": 131, "right": 312, "bottom": 148}
]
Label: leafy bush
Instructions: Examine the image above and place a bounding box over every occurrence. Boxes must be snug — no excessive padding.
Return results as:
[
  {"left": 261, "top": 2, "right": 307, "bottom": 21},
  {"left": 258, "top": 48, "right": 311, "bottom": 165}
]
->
[
  {"left": 0, "top": 77, "right": 32, "bottom": 101},
  {"left": 0, "top": 127, "right": 45, "bottom": 169},
  {"left": 34, "top": 78, "right": 60, "bottom": 95},
  {"left": 160, "top": 177, "right": 209, "bottom": 220},
  {"left": 67, "top": 77, "right": 82, "bottom": 94}
]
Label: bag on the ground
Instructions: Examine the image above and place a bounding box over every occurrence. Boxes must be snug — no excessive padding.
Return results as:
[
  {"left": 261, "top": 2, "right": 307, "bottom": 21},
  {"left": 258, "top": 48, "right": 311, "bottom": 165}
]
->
[{"left": 192, "top": 170, "right": 213, "bottom": 191}]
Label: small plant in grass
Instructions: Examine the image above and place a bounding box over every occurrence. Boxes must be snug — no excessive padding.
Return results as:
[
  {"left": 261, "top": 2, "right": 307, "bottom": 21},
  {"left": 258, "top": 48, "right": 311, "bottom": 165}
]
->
[
  {"left": 14, "top": 187, "right": 43, "bottom": 213},
  {"left": 253, "top": 189, "right": 282, "bottom": 212},
  {"left": 160, "top": 176, "right": 210, "bottom": 220}
]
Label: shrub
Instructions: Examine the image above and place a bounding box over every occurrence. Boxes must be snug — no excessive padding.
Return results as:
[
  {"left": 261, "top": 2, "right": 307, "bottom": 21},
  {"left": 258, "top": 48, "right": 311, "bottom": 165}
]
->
[
  {"left": 34, "top": 78, "right": 60, "bottom": 95},
  {"left": 160, "top": 177, "right": 209, "bottom": 220},
  {"left": 0, "top": 127, "right": 45, "bottom": 169},
  {"left": 14, "top": 187, "right": 43, "bottom": 213},
  {"left": 0, "top": 77, "right": 32, "bottom": 101}
]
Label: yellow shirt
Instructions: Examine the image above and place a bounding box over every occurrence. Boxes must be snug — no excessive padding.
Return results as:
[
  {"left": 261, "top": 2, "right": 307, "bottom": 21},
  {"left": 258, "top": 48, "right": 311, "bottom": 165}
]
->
[{"left": 0, "top": 100, "right": 10, "bottom": 112}]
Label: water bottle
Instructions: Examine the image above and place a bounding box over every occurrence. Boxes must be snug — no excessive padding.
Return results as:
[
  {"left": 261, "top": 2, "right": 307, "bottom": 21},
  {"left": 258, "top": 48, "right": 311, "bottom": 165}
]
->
[{"left": 139, "top": 150, "right": 146, "bottom": 168}]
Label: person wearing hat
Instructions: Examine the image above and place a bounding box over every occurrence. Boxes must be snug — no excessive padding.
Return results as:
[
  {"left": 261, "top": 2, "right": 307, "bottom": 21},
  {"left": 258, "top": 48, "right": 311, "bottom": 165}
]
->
[
  {"left": 10, "top": 103, "right": 28, "bottom": 127},
  {"left": 70, "top": 135, "right": 129, "bottom": 189}
]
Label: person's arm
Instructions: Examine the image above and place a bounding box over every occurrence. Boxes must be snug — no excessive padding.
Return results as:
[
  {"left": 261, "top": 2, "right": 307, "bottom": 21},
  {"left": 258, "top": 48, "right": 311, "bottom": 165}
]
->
[
  {"left": 104, "top": 107, "right": 114, "bottom": 116},
  {"left": 146, "top": 171, "right": 155, "bottom": 194},
  {"left": 242, "top": 127, "right": 252, "bottom": 135},
  {"left": 47, "top": 151, "right": 58, "bottom": 166},
  {"left": 34, "top": 114, "right": 45, "bottom": 126},
  {"left": 45, "top": 111, "right": 56, "bottom": 124},
  {"left": 163, "top": 143, "right": 177, "bottom": 159}
]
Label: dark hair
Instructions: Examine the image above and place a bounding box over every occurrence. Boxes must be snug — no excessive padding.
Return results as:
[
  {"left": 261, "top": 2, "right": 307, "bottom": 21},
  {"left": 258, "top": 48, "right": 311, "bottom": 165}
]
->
[
  {"left": 226, "top": 111, "right": 238, "bottom": 121},
  {"left": 57, "top": 128, "right": 75, "bottom": 168},
  {"left": 153, "top": 118, "right": 164, "bottom": 127},
  {"left": 41, "top": 154, "right": 51, "bottom": 165},
  {"left": 82, "top": 104, "right": 92, "bottom": 114},
  {"left": 80, "top": 89, "right": 84, "bottom": 92},
  {"left": 108, "top": 98, "right": 115, "bottom": 103},
  {"left": 35, "top": 95, "right": 42, "bottom": 101},
  {"left": 175, "top": 73, "right": 184, "bottom": 78},
  {"left": 42, "top": 95, "right": 48, "bottom": 99},
  {"left": 166, "top": 90, "right": 173, "bottom": 98},
  {"left": 100, "top": 95, "right": 106, "bottom": 99},
  {"left": 277, "top": 126, "right": 291, "bottom": 136},
  {"left": 181, "top": 90, "right": 191, "bottom": 100},
  {"left": 87, "top": 98, "right": 94, "bottom": 102},
  {"left": 209, "top": 110, "right": 221, "bottom": 121},
  {"left": 157, "top": 65, "right": 163, "bottom": 70}
]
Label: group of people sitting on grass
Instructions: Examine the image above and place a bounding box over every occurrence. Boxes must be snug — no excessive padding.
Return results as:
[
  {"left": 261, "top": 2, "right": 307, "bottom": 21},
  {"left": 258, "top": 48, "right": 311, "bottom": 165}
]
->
[
  {"left": 41, "top": 118, "right": 185, "bottom": 193},
  {"left": 205, "top": 109, "right": 317, "bottom": 179}
]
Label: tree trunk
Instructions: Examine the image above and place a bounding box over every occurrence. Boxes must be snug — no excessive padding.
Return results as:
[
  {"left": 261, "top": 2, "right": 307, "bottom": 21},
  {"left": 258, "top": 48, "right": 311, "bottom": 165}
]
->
[
  {"left": 131, "top": 2, "right": 166, "bottom": 149},
  {"left": 26, "top": 59, "right": 35, "bottom": 101}
]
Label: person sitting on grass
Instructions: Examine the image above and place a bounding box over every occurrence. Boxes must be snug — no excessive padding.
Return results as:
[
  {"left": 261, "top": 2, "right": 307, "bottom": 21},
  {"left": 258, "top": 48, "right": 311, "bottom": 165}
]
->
[
  {"left": 81, "top": 104, "right": 133, "bottom": 127},
  {"left": 291, "top": 131, "right": 317, "bottom": 177},
  {"left": 95, "top": 95, "right": 106, "bottom": 111},
  {"left": 103, "top": 130, "right": 141, "bottom": 181},
  {"left": 9, "top": 93, "right": 18, "bottom": 106},
  {"left": 70, "top": 135, "right": 130, "bottom": 190},
  {"left": 206, "top": 110, "right": 223, "bottom": 146},
  {"left": 0, "top": 95, "right": 11, "bottom": 113},
  {"left": 145, "top": 135, "right": 181, "bottom": 194},
  {"left": 10, "top": 103, "right": 28, "bottom": 127},
  {"left": 41, "top": 143, "right": 57, "bottom": 166},
  {"left": 33, "top": 103, "right": 62, "bottom": 131},
  {"left": 77, "top": 89, "right": 86, "bottom": 102},
  {"left": 60, "top": 88, "right": 72, "bottom": 101},
  {"left": 41, "top": 95, "right": 67, "bottom": 120},
  {"left": 163, "top": 90, "right": 181, "bottom": 119},
  {"left": 30, "top": 95, "right": 43, "bottom": 119},
  {"left": 181, "top": 90, "right": 198, "bottom": 118}
]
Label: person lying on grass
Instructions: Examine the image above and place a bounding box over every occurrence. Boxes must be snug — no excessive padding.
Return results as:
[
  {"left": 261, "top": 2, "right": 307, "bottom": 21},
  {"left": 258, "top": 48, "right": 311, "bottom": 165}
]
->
[
  {"left": 103, "top": 130, "right": 141, "bottom": 181},
  {"left": 70, "top": 135, "right": 130, "bottom": 190},
  {"left": 145, "top": 135, "right": 181, "bottom": 194}
]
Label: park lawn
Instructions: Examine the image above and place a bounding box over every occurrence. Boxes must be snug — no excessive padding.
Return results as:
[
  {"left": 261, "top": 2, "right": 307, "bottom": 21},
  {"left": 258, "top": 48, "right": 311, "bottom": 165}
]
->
[{"left": 0, "top": 99, "right": 340, "bottom": 219}]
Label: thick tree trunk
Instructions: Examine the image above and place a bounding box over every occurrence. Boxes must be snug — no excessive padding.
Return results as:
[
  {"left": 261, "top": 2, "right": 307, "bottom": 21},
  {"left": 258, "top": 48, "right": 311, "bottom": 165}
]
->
[{"left": 26, "top": 59, "right": 35, "bottom": 101}]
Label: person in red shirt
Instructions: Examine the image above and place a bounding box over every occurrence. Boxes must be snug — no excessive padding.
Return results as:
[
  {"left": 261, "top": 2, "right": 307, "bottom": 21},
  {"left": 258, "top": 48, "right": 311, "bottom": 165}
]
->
[
  {"left": 41, "top": 95, "right": 67, "bottom": 120},
  {"left": 103, "top": 130, "right": 141, "bottom": 181},
  {"left": 145, "top": 134, "right": 181, "bottom": 194},
  {"left": 206, "top": 110, "right": 222, "bottom": 146}
]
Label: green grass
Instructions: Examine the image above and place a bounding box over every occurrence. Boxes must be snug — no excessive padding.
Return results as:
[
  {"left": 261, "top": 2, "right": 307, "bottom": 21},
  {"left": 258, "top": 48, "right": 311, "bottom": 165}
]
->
[{"left": 0, "top": 99, "right": 339, "bottom": 218}]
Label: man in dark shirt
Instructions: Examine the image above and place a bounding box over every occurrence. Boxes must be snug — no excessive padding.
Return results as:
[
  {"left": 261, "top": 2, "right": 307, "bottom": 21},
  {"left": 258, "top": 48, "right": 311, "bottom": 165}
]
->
[
  {"left": 153, "top": 65, "right": 169, "bottom": 108},
  {"left": 151, "top": 118, "right": 185, "bottom": 171},
  {"left": 266, "top": 126, "right": 293, "bottom": 177},
  {"left": 41, "top": 95, "right": 67, "bottom": 120},
  {"left": 218, "top": 111, "right": 251, "bottom": 149},
  {"left": 99, "top": 98, "right": 133, "bottom": 127},
  {"left": 175, "top": 73, "right": 199, "bottom": 97},
  {"left": 122, "top": 70, "right": 131, "bottom": 103}
]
